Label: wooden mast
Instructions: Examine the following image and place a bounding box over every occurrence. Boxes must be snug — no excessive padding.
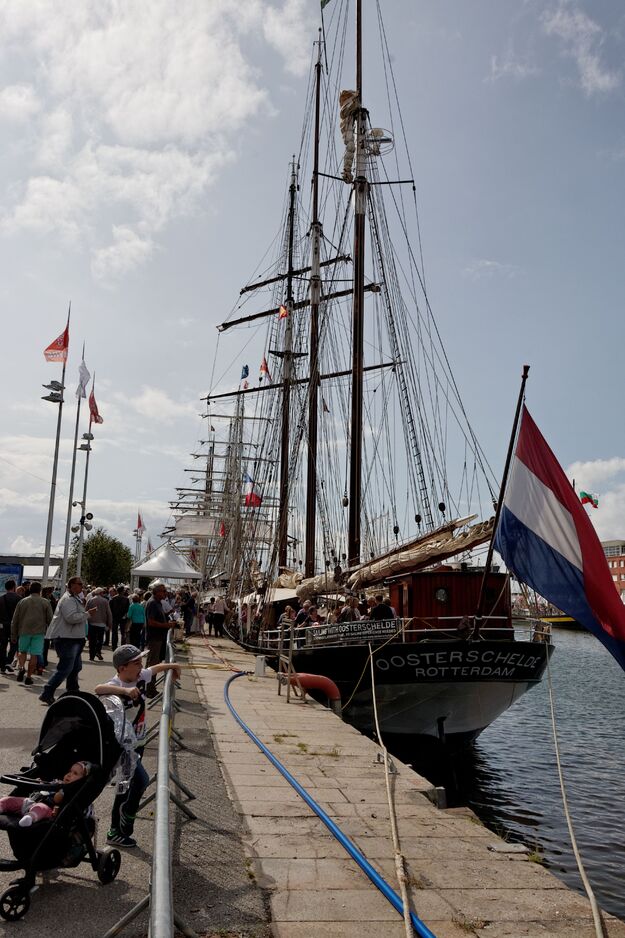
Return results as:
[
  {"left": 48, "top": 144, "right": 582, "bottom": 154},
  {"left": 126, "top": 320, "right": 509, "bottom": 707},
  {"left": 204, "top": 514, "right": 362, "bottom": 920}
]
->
[
  {"left": 278, "top": 158, "right": 298, "bottom": 570},
  {"left": 348, "top": 0, "right": 367, "bottom": 567},
  {"left": 305, "top": 36, "right": 323, "bottom": 579}
]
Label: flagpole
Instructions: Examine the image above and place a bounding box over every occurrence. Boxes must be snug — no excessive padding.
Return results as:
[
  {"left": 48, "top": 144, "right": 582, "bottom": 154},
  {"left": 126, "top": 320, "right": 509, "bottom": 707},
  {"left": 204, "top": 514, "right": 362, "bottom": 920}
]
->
[
  {"left": 76, "top": 375, "right": 96, "bottom": 579},
  {"left": 42, "top": 303, "right": 70, "bottom": 587},
  {"left": 60, "top": 343, "right": 86, "bottom": 588},
  {"left": 475, "top": 364, "right": 530, "bottom": 622}
]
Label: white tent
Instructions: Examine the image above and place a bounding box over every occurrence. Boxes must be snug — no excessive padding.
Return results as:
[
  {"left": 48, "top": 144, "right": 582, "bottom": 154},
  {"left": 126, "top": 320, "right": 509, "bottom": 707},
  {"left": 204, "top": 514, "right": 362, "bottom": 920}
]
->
[{"left": 131, "top": 543, "right": 201, "bottom": 581}]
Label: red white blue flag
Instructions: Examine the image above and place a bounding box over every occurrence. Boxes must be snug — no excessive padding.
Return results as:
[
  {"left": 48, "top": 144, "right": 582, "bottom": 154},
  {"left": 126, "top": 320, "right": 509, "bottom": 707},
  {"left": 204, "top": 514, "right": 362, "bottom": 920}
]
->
[
  {"left": 495, "top": 406, "right": 625, "bottom": 670},
  {"left": 243, "top": 471, "right": 262, "bottom": 508}
]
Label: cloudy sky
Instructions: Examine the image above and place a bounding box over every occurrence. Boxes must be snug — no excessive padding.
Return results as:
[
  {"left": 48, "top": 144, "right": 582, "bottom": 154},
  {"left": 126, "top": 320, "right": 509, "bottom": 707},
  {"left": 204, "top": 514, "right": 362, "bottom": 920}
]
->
[{"left": 1, "top": 0, "right": 625, "bottom": 563}]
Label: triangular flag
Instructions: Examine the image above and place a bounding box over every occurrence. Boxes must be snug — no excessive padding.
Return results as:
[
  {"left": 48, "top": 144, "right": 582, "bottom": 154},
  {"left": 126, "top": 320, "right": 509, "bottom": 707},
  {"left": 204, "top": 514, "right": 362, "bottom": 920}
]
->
[
  {"left": 76, "top": 358, "right": 91, "bottom": 399},
  {"left": 44, "top": 324, "right": 69, "bottom": 363},
  {"left": 137, "top": 512, "right": 144, "bottom": 532},
  {"left": 278, "top": 304, "right": 288, "bottom": 320},
  {"left": 88, "top": 388, "right": 103, "bottom": 424},
  {"left": 243, "top": 380, "right": 249, "bottom": 390},
  {"left": 259, "top": 356, "right": 271, "bottom": 382},
  {"left": 322, "top": 397, "right": 330, "bottom": 414},
  {"left": 219, "top": 521, "right": 226, "bottom": 537}
]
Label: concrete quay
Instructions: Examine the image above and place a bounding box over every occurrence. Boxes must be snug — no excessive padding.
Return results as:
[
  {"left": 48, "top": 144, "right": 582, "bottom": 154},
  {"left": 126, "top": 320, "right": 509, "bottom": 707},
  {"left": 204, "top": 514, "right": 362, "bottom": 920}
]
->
[
  {"left": 0, "top": 644, "right": 268, "bottom": 938},
  {"left": 191, "top": 636, "right": 625, "bottom": 938}
]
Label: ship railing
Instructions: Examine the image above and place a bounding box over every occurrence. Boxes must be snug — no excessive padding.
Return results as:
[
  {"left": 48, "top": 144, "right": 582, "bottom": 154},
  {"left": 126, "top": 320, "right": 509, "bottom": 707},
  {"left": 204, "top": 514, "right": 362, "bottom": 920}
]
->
[{"left": 259, "top": 615, "right": 550, "bottom": 651}]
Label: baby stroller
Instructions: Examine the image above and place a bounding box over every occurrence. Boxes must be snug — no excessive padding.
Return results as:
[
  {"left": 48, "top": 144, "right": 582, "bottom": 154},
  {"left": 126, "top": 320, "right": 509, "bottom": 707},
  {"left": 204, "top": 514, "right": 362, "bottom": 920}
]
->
[{"left": 0, "top": 691, "right": 123, "bottom": 920}]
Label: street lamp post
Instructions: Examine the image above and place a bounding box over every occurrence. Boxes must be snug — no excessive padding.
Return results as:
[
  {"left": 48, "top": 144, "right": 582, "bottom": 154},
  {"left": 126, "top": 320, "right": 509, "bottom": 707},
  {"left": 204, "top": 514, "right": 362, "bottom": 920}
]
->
[
  {"left": 75, "top": 431, "right": 95, "bottom": 578},
  {"left": 41, "top": 374, "right": 66, "bottom": 587}
]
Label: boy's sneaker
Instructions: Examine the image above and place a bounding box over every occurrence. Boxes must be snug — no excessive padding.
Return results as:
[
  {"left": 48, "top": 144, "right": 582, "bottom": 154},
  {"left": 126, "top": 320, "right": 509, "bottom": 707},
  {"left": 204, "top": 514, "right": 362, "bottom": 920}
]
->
[
  {"left": 16, "top": 669, "right": 25, "bottom": 683},
  {"left": 106, "top": 829, "right": 137, "bottom": 848}
]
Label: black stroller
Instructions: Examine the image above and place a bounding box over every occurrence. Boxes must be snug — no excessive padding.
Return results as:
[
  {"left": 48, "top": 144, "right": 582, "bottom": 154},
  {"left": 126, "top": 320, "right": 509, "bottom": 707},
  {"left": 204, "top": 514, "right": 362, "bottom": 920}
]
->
[{"left": 0, "top": 691, "right": 123, "bottom": 920}]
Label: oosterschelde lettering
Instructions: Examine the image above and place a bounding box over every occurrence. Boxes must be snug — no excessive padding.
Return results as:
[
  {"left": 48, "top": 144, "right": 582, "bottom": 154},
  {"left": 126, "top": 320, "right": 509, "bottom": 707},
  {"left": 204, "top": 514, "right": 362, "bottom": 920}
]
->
[{"left": 375, "top": 647, "right": 543, "bottom": 680}]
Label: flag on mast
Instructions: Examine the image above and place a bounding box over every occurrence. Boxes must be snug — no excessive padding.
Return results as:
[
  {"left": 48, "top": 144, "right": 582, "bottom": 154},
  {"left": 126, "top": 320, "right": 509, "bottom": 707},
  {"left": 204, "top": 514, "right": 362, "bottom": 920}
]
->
[
  {"left": 259, "top": 356, "right": 271, "bottom": 382},
  {"left": 243, "top": 471, "right": 262, "bottom": 508},
  {"left": 137, "top": 512, "right": 145, "bottom": 533},
  {"left": 219, "top": 521, "right": 226, "bottom": 537},
  {"left": 240, "top": 364, "right": 249, "bottom": 380},
  {"left": 147, "top": 537, "right": 153, "bottom": 553},
  {"left": 44, "top": 323, "right": 70, "bottom": 363},
  {"left": 278, "top": 304, "right": 288, "bottom": 320},
  {"left": 76, "top": 358, "right": 91, "bottom": 399},
  {"left": 579, "top": 491, "right": 599, "bottom": 509},
  {"left": 494, "top": 406, "right": 625, "bottom": 671},
  {"left": 88, "top": 387, "right": 103, "bottom": 424}
]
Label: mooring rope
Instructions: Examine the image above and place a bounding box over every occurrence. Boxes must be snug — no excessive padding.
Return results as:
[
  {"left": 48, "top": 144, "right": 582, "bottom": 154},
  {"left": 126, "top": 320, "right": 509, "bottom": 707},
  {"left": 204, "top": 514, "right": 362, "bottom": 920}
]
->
[
  {"left": 545, "top": 652, "right": 608, "bottom": 938},
  {"left": 369, "top": 643, "right": 415, "bottom": 938}
]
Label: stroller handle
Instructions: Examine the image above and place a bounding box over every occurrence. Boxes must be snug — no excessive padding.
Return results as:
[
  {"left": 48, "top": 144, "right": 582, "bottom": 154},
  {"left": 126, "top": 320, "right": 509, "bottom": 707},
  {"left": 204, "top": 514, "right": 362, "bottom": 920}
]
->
[{"left": 0, "top": 774, "right": 63, "bottom": 791}]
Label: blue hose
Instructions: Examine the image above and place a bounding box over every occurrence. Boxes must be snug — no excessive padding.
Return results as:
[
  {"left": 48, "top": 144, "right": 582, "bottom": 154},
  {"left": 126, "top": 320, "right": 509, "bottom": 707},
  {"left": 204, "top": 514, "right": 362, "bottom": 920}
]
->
[{"left": 224, "top": 671, "right": 437, "bottom": 938}]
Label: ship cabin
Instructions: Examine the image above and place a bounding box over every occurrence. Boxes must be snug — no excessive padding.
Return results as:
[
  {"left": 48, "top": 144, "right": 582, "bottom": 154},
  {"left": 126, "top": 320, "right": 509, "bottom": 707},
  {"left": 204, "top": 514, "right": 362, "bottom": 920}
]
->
[{"left": 386, "top": 565, "right": 512, "bottom": 642}]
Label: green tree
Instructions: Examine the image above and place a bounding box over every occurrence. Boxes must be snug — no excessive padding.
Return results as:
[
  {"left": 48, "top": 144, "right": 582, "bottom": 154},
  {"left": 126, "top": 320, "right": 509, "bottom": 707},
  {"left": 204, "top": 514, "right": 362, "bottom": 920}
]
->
[{"left": 68, "top": 527, "right": 133, "bottom": 585}]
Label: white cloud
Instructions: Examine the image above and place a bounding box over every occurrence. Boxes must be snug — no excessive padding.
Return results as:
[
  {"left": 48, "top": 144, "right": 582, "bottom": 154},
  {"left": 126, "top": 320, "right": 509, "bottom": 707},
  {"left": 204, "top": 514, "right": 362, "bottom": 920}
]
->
[
  {"left": 91, "top": 225, "right": 156, "bottom": 281},
  {"left": 0, "top": 0, "right": 315, "bottom": 281},
  {"left": 127, "top": 386, "right": 197, "bottom": 423},
  {"left": 489, "top": 53, "right": 540, "bottom": 83},
  {"left": 542, "top": 5, "right": 621, "bottom": 96},
  {"left": 0, "top": 84, "right": 41, "bottom": 121},
  {"left": 463, "top": 258, "right": 519, "bottom": 280},
  {"left": 566, "top": 456, "right": 625, "bottom": 490}
]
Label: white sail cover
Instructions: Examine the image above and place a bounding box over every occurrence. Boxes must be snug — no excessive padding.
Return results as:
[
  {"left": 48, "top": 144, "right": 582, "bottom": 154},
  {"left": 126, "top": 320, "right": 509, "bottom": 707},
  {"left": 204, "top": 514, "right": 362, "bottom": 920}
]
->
[
  {"left": 172, "top": 516, "right": 219, "bottom": 537},
  {"left": 131, "top": 543, "right": 201, "bottom": 580}
]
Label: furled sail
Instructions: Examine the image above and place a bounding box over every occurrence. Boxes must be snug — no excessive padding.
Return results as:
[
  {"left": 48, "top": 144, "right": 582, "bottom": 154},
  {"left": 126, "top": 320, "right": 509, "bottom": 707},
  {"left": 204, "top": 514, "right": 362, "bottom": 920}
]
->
[{"left": 347, "top": 517, "right": 495, "bottom": 590}]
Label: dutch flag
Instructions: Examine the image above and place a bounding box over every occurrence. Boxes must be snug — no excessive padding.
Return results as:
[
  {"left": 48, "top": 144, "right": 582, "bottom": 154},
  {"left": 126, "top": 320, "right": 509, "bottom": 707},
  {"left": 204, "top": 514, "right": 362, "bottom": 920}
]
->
[{"left": 495, "top": 406, "right": 625, "bottom": 670}]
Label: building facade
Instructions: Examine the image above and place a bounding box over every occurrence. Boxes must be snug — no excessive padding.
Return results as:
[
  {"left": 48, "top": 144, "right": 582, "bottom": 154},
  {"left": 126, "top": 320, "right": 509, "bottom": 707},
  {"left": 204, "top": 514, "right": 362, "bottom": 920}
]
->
[{"left": 602, "top": 540, "right": 625, "bottom": 601}]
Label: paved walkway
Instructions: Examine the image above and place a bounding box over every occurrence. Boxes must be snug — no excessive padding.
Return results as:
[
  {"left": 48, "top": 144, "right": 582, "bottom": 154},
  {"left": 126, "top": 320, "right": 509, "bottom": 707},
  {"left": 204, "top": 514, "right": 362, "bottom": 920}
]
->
[
  {"left": 190, "top": 636, "right": 625, "bottom": 938},
  {"left": 0, "top": 643, "right": 268, "bottom": 938}
]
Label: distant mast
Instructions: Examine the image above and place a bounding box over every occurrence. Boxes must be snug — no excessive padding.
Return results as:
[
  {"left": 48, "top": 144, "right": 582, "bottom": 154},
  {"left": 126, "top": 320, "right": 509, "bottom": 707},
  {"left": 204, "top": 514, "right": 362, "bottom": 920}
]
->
[
  {"left": 305, "top": 37, "right": 323, "bottom": 578},
  {"left": 348, "top": 0, "right": 367, "bottom": 568},
  {"left": 277, "top": 159, "right": 298, "bottom": 571}
]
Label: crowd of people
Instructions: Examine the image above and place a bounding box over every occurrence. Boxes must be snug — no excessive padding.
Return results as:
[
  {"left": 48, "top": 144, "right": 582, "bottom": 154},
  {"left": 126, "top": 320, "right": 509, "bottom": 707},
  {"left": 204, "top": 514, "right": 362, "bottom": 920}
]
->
[{"left": 0, "top": 577, "right": 230, "bottom": 696}]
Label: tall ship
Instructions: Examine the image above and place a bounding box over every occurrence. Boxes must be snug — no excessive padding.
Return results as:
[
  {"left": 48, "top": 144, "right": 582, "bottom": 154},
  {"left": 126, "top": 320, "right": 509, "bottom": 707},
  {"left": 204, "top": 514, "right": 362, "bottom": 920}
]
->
[{"left": 190, "top": 1, "right": 552, "bottom": 747}]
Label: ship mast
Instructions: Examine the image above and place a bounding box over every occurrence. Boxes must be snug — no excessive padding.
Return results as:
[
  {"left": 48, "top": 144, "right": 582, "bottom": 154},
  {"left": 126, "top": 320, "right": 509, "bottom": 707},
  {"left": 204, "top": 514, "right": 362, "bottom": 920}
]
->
[
  {"left": 277, "top": 158, "right": 298, "bottom": 570},
  {"left": 348, "top": 0, "right": 367, "bottom": 568},
  {"left": 305, "top": 37, "right": 323, "bottom": 578}
]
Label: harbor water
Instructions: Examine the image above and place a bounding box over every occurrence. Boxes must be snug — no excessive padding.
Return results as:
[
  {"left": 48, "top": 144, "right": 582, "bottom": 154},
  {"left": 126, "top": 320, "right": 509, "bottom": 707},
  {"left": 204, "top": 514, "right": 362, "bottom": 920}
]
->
[{"left": 391, "top": 629, "right": 625, "bottom": 920}]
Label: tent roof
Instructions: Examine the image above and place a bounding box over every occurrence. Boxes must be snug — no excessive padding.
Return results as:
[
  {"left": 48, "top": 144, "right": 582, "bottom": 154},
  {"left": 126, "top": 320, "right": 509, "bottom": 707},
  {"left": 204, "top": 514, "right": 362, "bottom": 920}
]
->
[{"left": 131, "top": 543, "right": 201, "bottom": 580}]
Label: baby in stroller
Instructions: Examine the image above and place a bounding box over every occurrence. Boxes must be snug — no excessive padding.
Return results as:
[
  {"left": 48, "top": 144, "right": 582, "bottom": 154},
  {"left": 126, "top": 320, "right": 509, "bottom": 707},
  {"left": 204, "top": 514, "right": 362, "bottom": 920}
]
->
[
  {"left": 0, "top": 761, "right": 90, "bottom": 828},
  {"left": 0, "top": 691, "right": 124, "bottom": 921}
]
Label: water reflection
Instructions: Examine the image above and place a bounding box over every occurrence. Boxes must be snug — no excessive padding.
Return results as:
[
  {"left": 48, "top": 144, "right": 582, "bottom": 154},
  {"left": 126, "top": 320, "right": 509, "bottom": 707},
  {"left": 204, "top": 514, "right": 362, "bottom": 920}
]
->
[{"left": 384, "top": 630, "right": 625, "bottom": 919}]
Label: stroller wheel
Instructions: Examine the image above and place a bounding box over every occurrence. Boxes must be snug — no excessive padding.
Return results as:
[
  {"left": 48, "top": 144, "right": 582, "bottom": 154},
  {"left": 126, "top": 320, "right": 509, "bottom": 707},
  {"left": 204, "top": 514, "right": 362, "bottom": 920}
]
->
[
  {"left": 97, "top": 847, "right": 121, "bottom": 884},
  {"left": 0, "top": 885, "right": 30, "bottom": 921}
]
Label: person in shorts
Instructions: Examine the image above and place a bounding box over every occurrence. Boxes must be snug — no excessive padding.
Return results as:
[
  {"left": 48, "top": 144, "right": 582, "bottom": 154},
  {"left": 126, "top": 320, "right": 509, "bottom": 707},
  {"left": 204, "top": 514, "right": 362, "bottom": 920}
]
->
[
  {"left": 94, "top": 643, "right": 180, "bottom": 847},
  {"left": 10, "top": 583, "right": 53, "bottom": 685}
]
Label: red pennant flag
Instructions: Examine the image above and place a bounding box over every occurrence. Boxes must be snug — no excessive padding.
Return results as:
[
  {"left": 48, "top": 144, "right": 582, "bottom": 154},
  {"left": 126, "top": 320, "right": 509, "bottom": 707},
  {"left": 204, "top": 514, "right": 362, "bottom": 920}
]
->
[
  {"left": 88, "top": 388, "right": 104, "bottom": 424},
  {"left": 44, "top": 324, "right": 69, "bottom": 363},
  {"left": 219, "top": 521, "right": 226, "bottom": 537},
  {"left": 259, "top": 356, "right": 271, "bottom": 382},
  {"left": 278, "top": 304, "right": 288, "bottom": 320},
  {"left": 137, "top": 512, "right": 144, "bottom": 532}
]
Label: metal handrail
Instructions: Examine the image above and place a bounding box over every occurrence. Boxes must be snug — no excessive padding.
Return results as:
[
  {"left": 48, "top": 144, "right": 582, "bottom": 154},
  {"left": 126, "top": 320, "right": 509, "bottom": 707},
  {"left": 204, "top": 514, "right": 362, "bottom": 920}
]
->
[
  {"left": 258, "top": 616, "right": 549, "bottom": 651},
  {"left": 150, "top": 631, "right": 176, "bottom": 937},
  {"left": 104, "top": 630, "right": 198, "bottom": 938}
]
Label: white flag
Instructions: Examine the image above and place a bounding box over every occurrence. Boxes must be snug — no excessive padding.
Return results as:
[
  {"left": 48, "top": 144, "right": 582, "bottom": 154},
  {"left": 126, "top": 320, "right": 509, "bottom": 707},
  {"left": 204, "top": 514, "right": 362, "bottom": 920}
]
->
[{"left": 76, "top": 359, "right": 91, "bottom": 399}]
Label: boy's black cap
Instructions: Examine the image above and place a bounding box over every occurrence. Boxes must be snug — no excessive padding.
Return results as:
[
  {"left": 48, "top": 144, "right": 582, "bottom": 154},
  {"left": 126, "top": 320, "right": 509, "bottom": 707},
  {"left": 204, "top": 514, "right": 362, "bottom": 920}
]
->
[{"left": 113, "top": 644, "right": 148, "bottom": 670}]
